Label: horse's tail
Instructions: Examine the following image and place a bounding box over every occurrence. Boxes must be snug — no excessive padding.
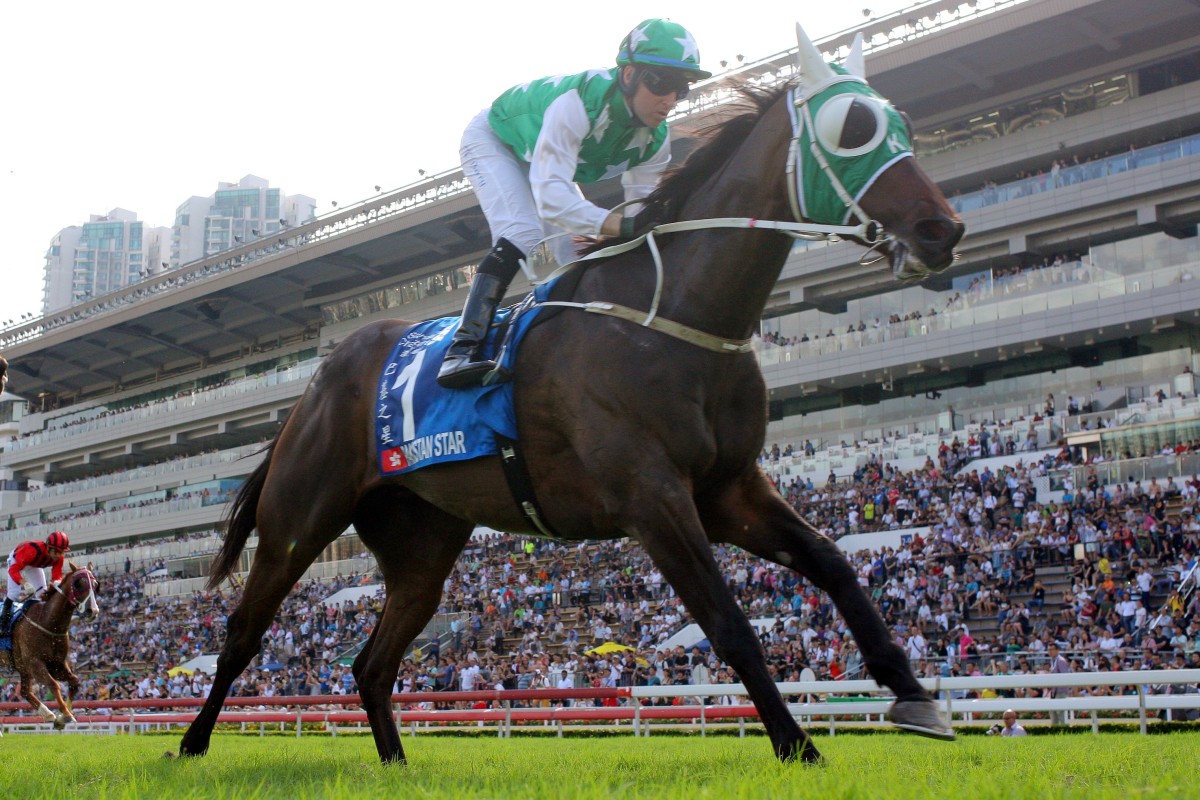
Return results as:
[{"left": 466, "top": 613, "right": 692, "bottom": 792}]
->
[{"left": 207, "top": 438, "right": 277, "bottom": 590}]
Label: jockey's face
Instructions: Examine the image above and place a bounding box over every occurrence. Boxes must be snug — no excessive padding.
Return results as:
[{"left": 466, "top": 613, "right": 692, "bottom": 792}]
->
[
  {"left": 48, "top": 547, "right": 63, "bottom": 559},
  {"left": 624, "top": 66, "right": 686, "bottom": 128}
]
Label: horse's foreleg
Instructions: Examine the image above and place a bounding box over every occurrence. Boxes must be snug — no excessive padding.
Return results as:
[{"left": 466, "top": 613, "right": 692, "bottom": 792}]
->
[
  {"left": 704, "top": 472, "right": 953, "bottom": 739},
  {"left": 625, "top": 479, "right": 819, "bottom": 763},
  {"left": 46, "top": 660, "right": 80, "bottom": 724},
  {"left": 19, "top": 666, "right": 61, "bottom": 725},
  {"left": 352, "top": 498, "right": 473, "bottom": 764}
]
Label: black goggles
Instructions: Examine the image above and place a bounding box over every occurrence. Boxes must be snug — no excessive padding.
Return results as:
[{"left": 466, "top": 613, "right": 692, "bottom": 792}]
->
[{"left": 639, "top": 68, "right": 692, "bottom": 101}]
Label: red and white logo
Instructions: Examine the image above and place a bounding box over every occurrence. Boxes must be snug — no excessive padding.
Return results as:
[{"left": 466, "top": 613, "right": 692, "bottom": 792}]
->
[{"left": 381, "top": 447, "right": 408, "bottom": 473}]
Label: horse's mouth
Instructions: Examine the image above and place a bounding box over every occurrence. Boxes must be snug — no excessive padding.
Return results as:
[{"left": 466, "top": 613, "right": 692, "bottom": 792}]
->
[{"left": 890, "top": 218, "right": 964, "bottom": 283}]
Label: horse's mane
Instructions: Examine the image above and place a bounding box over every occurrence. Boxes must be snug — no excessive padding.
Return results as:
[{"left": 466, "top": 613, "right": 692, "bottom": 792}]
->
[{"left": 581, "top": 82, "right": 792, "bottom": 257}]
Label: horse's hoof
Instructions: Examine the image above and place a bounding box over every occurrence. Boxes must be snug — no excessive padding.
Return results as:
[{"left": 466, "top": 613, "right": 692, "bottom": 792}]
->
[
  {"left": 887, "top": 697, "right": 956, "bottom": 741},
  {"left": 778, "top": 740, "right": 823, "bottom": 765},
  {"left": 798, "top": 746, "right": 825, "bottom": 766},
  {"left": 163, "top": 751, "right": 179, "bottom": 760}
]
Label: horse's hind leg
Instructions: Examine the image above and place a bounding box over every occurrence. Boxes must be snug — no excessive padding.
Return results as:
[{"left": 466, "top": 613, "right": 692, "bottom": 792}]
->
[
  {"left": 179, "top": 476, "right": 355, "bottom": 757},
  {"left": 350, "top": 489, "right": 473, "bottom": 763},
  {"left": 702, "top": 471, "right": 953, "bottom": 739}
]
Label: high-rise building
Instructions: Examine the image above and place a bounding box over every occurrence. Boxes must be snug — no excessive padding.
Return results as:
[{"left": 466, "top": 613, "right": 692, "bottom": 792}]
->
[
  {"left": 40, "top": 209, "right": 170, "bottom": 315},
  {"left": 41, "top": 226, "right": 82, "bottom": 314},
  {"left": 170, "top": 175, "right": 316, "bottom": 268}
]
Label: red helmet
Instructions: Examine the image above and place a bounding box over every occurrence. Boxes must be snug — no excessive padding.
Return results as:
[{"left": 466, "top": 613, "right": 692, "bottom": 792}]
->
[{"left": 46, "top": 531, "right": 70, "bottom": 552}]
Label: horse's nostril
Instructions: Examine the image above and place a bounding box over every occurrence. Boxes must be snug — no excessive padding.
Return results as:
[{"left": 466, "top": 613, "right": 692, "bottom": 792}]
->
[{"left": 916, "top": 218, "right": 964, "bottom": 248}]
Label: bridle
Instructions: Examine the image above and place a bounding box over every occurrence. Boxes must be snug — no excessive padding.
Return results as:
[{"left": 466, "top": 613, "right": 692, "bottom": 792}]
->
[
  {"left": 785, "top": 75, "right": 910, "bottom": 267},
  {"left": 21, "top": 569, "right": 97, "bottom": 639}
]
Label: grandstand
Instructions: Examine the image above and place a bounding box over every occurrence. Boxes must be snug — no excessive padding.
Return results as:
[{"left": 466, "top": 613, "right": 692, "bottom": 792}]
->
[{"left": 1, "top": 0, "right": 1200, "bottom": 710}]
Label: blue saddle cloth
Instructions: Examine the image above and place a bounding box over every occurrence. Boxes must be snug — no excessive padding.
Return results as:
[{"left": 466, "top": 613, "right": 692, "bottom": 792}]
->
[
  {"left": 0, "top": 605, "right": 31, "bottom": 652},
  {"left": 373, "top": 281, "right": 553, "bottom": 476}
]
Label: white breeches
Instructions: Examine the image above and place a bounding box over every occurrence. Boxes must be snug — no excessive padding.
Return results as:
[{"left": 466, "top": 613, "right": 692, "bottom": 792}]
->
[
  {"left": 6, "top": 553, "right": 47, "bottom": 602},
  {"left": 460, "top": 109, "right": 578, "bottom": 267}
]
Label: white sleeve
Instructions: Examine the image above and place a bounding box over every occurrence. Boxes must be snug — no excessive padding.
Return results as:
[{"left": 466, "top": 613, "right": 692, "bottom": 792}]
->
[
  {"left": 620, "top": 137, "right": 671, "bottom": 216},
  {"left": 528, "top": 91, "right": 611, "bottom": 235}
]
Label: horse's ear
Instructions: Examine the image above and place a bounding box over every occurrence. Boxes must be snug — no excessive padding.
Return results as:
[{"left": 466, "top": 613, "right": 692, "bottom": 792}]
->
[
  {"left": 794, "top": 23, "right": 835, "bottom": 88},
  {"left": 68, "top": 560, "right": 78, "bottom": 572},
  {"left": 845, "top": 32, "right": 866, "bottom": 79}
]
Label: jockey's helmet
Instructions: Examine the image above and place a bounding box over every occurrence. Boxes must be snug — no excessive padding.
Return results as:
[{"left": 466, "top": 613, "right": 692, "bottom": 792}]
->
[
  {"left": 616, "top": 19, "right": 711, "bottom": 80},
  {"left": 46, "top": 530, "right": 71, "bottom": 552}
]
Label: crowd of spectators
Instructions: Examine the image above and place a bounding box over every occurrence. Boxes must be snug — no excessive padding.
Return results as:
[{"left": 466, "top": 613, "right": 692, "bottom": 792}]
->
[{"left": 2, "top": 437, "right": 1197, "bottom": 715}]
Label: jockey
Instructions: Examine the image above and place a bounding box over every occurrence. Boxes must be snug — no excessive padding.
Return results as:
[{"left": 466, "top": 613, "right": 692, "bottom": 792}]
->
[
  {"left": 0, "top": 354, "right": 8, "bottom": 395},
  {"left": 1, "top": 531, "right": 70, "bottom": 632},
  {"left": 437, "top": 18, "right": 711, "bottom": 388}
]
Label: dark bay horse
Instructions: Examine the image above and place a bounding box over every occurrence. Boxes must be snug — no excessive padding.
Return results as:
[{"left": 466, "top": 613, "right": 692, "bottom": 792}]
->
[
  {"left": 1, "top": 565, "right": 99, "bottom": 729},
  {"left": 181, "top": 28, "right": 964, "bottom": 764}
]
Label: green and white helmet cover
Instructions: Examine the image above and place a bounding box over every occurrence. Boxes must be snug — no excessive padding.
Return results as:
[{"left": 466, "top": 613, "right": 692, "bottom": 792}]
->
[
  {"left": 617, "top": 19, "right": 712, "bottom": 79},
  {"left": 793, "top": 65, "right": 913, "bottom": 225}
]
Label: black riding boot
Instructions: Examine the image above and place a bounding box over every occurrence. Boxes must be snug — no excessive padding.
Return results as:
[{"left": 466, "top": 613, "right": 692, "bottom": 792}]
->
[
  {"left": 437, "top": 273, "right": 510, "bottom": 388},
  {"left": 0, "top": 598, "right": 12, "bottom": 635},
  {"left": 437, "top": 238, "right": 524, "bottom": 389}
]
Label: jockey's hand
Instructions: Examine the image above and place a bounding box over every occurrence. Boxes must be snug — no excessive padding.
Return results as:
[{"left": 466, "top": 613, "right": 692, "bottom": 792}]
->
[
  {"left": 600, "top": 211, "right": 637, "bottom": 239},
  {"left": 572, "top": 235, "right": 603, "bottom": 252}
]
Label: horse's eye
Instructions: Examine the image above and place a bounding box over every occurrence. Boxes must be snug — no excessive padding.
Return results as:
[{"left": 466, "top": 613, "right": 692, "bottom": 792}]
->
[
  {"left": 838, "top": 99, "right": 879, "bottom": 149},
  {"left": 813, "top": 94, "right": 890, "bottom": 157}
]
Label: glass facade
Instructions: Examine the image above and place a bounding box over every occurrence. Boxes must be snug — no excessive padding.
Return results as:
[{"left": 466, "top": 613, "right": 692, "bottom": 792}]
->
[
  {"left": 71, "top": 219, "right": 140, "bottom": 299},
  {"left": 321, "top": 264, "right": 474, "bottom": 325}
]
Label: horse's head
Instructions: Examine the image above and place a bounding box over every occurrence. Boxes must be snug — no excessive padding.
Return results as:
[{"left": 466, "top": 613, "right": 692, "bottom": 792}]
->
[
  {"left": 60, "top": 564, "right": 100, "bottom": 620},
  {"left": 789, "top": 25, "right": 963, "bottom": 279}
]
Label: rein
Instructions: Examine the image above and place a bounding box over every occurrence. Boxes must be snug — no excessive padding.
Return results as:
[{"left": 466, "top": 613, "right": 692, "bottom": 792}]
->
[
  {"left": 532, "top": 218, "right": 877, "bottom": 354},
  {"left": 22, "top": 615, "right": 68, "bottom": 639},
  {"left": 522, "top": 86, "right": 892, "bottom": 355}
]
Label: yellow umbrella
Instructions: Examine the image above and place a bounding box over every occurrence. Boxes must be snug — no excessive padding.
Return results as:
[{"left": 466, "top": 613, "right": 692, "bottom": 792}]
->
[
  {"left": 167, "top": 666, "right": 194, "bottom": 677},
  {"left": 584, "top": 641, "right": 636, "bottom": 656}
]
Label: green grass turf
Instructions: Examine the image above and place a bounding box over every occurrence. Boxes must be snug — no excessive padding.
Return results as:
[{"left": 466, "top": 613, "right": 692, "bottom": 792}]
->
[{"left": 0, "top": 731, "right": 1196, "bottom": 799}]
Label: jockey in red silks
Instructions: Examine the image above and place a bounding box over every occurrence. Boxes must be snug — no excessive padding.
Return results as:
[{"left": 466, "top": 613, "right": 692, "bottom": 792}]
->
[{"left": 1, "top": 530, "right": 70, "bottom": 633}]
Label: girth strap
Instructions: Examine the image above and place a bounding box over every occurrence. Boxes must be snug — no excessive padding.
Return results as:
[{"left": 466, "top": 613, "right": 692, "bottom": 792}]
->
[{"left": 495, "top": 434, "right": 561, "bottom": 539}]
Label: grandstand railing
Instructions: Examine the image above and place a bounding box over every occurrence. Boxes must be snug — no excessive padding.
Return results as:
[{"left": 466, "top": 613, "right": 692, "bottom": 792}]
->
[
  {"left": 950, "top": 135, "right": 1200, "bottom": 216},
  {"left": 1064, "top": 451, "right": 1200, "bottom": 491},
  {"left": 24, "top": 445, "right": 267, "bottom": 503},
  {"left": 3, "top": 669, "right": 1195, "bottom": 737},
  {"left": 6, "top": 360, "right": 319, "bottom": 453}
]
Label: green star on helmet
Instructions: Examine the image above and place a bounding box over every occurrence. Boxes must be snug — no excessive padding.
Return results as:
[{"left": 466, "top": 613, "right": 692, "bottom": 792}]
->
[{"left": 617, "top": 19, "right": 712, "bottom": 80}]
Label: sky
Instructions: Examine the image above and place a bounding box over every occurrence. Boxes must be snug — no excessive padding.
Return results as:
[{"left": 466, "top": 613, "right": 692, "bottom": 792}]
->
[{"left": 0, "top": 1, "right": 913, "bottom": 327}]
